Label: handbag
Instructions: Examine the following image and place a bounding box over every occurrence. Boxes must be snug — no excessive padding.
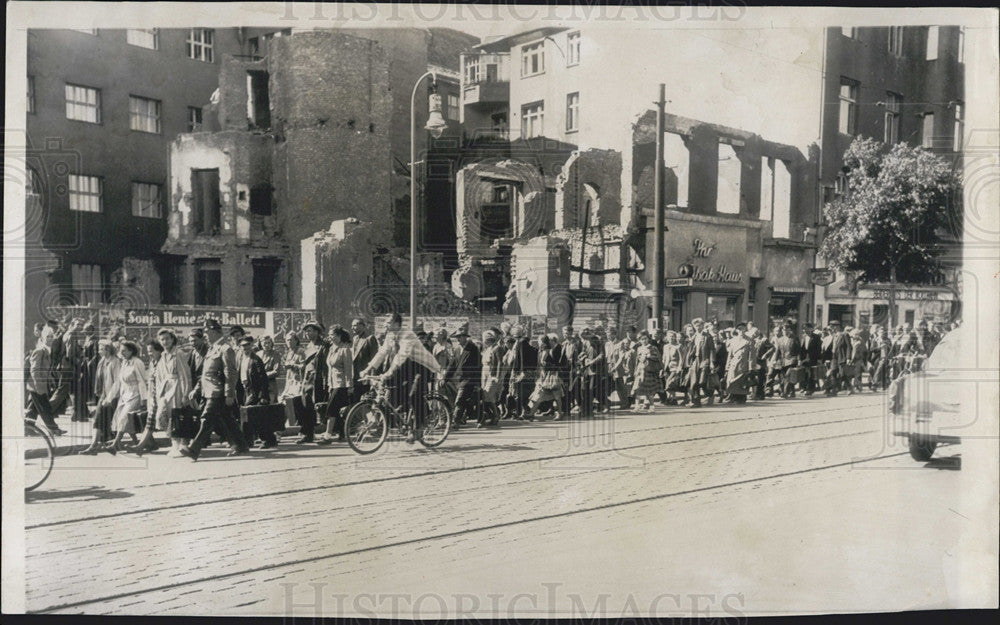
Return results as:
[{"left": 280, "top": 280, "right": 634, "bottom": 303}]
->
[{"left": 129, "top": 409, "right": 148, "bottom": 432}]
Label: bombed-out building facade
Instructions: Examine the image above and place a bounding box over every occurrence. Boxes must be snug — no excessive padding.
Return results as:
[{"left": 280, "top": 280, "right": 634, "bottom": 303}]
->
[{"left": 162, "top": 28, "right": 477, "bottom": 322}]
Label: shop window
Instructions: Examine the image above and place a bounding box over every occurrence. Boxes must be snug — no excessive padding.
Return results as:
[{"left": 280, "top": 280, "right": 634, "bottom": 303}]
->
[
  {"left": 706, "top": 294, "right": 738, "bottom": 329},
  {"left": 716, "top": 142, "right": 742, "bottom": 214},
  {"left": 191, "top": 168, "right": 221, "bottom": 234},
  {"left": 247, "top": 70, "right": 270, "bottom": 130},
  {"left": 664, "top": 132, "right": 690, "bottom": 207},
  {"left": 904, "top": 310, "right": 915, "bottom": 326},
  {"left": 252, "top": 259, "right": 281, "bottom": 308},
  {"left": 195, "top": 259, "right": 222, "bottom": 305}
]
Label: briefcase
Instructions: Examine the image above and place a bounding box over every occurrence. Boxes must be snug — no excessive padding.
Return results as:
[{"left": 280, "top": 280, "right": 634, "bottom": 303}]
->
[
  {"left": 240, "top": 403, "right": 286, "bottom": 436},
  {"left": 171, "top": 406, "right": 200, "bottom": 440}
]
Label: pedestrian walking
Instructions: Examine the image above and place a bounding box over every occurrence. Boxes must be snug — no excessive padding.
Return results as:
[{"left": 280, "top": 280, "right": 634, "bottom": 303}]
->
[
  {"left": 317, "top": 326, "right": 354, "bottom": 444},
  {"left": 103, "top": 340, "right": 148, "bottom": 454},
  {"left": 181, "top": 318, "right": 248, "bottom": 460}
]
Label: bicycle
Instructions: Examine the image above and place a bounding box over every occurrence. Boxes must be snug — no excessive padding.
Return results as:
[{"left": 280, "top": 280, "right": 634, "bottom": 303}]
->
[
  {"left": 344, "top": 375, "right": 452, "bottom": 454},
  {"left": 24, "top": 418, "right": 56, "bottom": 492}
]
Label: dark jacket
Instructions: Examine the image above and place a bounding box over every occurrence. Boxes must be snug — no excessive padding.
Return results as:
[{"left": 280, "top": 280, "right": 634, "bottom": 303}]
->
[
  {"left": 238, "top": 352, "right": 271, "bottom": 406},
  {"left": 351, "top": 333, "right": 380, "bottom": 380},
  {"left": 447, "top": 340, "right": 482, "bottom": 386},
  {"left": 802, "top": 332, "right": 823, "bottom": 365},
  {"left": 301, "top": 341, "right": 330, "bottom": 400}
]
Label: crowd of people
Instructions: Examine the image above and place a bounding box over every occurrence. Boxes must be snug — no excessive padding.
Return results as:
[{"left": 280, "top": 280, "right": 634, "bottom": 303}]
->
[{"left": 23, "top": 311, "right": 957, "bottom": 458}]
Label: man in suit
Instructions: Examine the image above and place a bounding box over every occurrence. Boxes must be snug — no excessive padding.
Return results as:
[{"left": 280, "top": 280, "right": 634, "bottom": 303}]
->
[
  {"left": 446, "top": 324, "right": 482, "bottom": 427},
  {"left": 350, "top": 318, "right": 379, "bottom": 404},
  {"left": 182, "top": 318, "right": 247, "bottom": 460},
  {"left": 510, "top": 325, "right": 537, "bottom": 421},
  {"left": 687, "top": 318, "right": 715, "bottom": 407},
  {"left": 238, "top": 336, "right": 277, "bottom": 449},
  {"left": 557, "top": 326, "right": 582, "bottom": 417},
  {"left": 26, "top": 325, "right": 65, "bottom": 435},
  {"left": 774, "top": 322, "right": 801, "bottom": 398},
  {"left": 825, "top": 320, "right": 852, "bottom": 396},
  {"left": 800, "top": 323, "right": 823, "bottom": 396},
  {"left": 65, "top": 319, "right": 100, "bottom": 422}
]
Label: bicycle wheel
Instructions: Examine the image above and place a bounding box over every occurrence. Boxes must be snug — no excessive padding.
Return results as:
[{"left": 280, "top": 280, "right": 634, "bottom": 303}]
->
[
  {"left": 344, "top": 400, "right": 388, "bottom": 455},
  {"left": 418, "top": 394, "right": 452, "bottom": 448},
  {"left": 24, "top": 420, "right": 55, "bottom": 492}
]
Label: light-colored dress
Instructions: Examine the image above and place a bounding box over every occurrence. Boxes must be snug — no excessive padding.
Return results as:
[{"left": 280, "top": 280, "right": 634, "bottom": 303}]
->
[
  {"left": 725, "top": 335, "right": 755, "bottom": 396},
  {"left": 279, "top": 346, "right": 305, "bottom": 400},
  {"left": 109, "top": 357, "right": 149, "bottom": 434},
  {"left": 154, "top": 347, "right": 192, "bottom": 430}
]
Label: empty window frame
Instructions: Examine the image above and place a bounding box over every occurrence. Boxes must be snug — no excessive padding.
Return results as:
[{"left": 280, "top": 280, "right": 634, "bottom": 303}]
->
[
  {"left": 884, "top": 92, "right": 902, "bottom": 144},
  {"left": 838, "top": 78, "right": 859, "bottom": 135},
  {"left": 126, "top": 28, "right": 158, "bottom": 49},
  {"left": 186, "top": 28, "right": 214, "bottom": 62}
]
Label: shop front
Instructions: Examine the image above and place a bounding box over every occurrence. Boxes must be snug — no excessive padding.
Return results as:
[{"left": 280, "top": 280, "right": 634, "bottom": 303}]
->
[
  {"left": 821, "top": 278, "right": 958, "bottom": 328},
  {"left": 760, "top": 241, "right": 815, "bottom": 330},
  {"left": 650, "top": 213, "right": 760, "bottom": 331}
]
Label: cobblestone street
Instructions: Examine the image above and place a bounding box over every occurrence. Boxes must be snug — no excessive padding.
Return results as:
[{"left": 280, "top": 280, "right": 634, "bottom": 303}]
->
[{"left": 20, "top": 393, "right": 967, "bottom": 616}]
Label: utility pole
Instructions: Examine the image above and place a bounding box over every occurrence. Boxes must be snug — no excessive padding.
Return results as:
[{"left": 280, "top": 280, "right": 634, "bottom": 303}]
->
[{"left": 652, "top": 84, "right": 666, "bottom": 327}]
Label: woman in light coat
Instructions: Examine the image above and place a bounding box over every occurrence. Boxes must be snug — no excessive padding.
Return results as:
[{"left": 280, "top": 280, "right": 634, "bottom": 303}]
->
[
  {"left": 724, "top": 324, "right": 755, "bottom": 403},
  {"left": 78, "top": 340, "right": 121, "bottom": 455},
  {"left": 136, "top": 329, "right": 193, "bottom": 455},
  {"left": 101, "top": 341, "right": 148, "bottom": 454}
]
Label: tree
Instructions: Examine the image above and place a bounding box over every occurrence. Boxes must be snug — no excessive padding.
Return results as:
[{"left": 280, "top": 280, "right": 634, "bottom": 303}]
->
[{"left": 820, "top": 137, "right": 961, "bottom": 325}]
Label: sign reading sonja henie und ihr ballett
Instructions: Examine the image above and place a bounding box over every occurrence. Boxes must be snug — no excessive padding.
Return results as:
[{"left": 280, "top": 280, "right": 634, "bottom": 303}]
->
[{"left": 125, "top": 309, "right": 267, "bottom": 327}]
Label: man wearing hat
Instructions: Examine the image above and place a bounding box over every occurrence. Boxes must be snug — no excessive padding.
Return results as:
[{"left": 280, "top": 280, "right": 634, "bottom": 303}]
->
[
  {"left": 183, "top": 318, "right": 248, "bottom": 459},
  {"left": 509, "top": 325, "right": 538, "bottom": 420},
  {"left": 445, "top": 323, "right": 482, "bottom": 427},
  {"left": 480, "top": 330, "right": 503, "bottom": 425},
  {"left": 350, "top": 318, "right": 379, "bottom": 404},
  {"left": 238, "top": 335, "right": 278, "bottom": 449},
  {"left": 557, "top": 326, "right": 581, "bottom": 417},
  {"left": 800, "top": 323, "right": 823, "bottom": 396},
  {"left": 297, "top": 320, "right": 329, "bottom": 444}
]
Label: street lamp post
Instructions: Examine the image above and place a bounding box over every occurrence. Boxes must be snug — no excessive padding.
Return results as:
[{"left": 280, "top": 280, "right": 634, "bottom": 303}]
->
[{"left": 409, "top": 71, "right": 448, "bottom": 330}]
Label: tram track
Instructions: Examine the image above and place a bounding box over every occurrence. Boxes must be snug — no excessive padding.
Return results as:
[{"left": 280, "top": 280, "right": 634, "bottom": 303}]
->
[
  {"left": 29, "top": 428, "right": 906, "bottom": 615},
  {"left": 26, "top": 404, "right": 884, "bottom": 531}
]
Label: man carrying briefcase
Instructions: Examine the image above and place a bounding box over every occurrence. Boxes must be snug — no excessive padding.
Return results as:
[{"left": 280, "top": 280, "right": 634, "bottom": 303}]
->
[{"left": 236, "top": 336, "right": 281, "bottom": 449}]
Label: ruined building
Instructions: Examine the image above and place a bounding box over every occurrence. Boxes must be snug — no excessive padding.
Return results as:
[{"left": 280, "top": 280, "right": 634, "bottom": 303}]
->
[{"left": 163, "top": 28, "right": 477, "bottom": 319}]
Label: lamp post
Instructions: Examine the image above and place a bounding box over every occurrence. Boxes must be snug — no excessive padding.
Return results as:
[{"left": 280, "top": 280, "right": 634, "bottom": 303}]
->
[{"left": 410, "top": 71, "right": 448, "bottom": 330}]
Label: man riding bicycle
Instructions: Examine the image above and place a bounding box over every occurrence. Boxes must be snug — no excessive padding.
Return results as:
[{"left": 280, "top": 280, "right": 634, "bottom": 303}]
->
[{"left": 359, "top": 314, "right": 443, "bottom": 444}]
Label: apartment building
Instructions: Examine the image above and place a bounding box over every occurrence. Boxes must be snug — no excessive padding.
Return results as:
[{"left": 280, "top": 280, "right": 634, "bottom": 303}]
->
[{"left": 816, "top": 25, "right": 966, "bottom": 327}]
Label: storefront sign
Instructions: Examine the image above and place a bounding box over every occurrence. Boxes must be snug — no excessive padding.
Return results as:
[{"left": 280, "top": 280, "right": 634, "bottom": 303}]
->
[
  {"left": 809, "top": 268, "right": 836, "bottom": 286},
  {"left": 664, "top": 278, "right": 694, "bottom": 288},
  {"left": 771, "top": 286, "right": 808, "bottom": 294},
  {"left": 125, "top": 308, "right": 267, "bottom": 328},
  {"left": 686, "top": 264, "right": 743, "bottom": 283},
  {"left": 864, "top": 289, "right": 952, "bottom": 301}
]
